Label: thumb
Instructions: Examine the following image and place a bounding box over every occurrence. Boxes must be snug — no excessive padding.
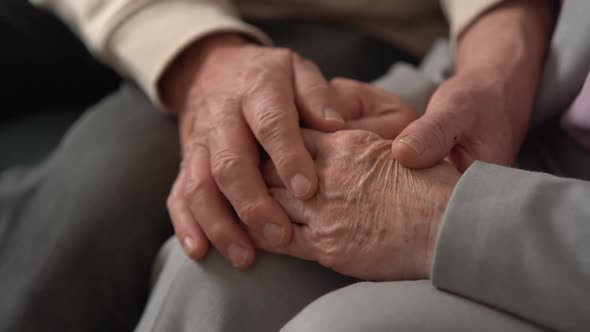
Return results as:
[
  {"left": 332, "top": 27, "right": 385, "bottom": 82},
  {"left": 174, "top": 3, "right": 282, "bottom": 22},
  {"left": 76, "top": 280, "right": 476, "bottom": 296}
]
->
[{"left": 391, "top": 111, "right": 465, "bottom": 169}]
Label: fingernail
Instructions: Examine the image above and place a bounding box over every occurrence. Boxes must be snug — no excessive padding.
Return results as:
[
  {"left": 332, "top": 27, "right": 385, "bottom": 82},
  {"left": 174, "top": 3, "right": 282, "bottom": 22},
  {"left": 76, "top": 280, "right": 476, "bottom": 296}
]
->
[
  {"left": 264, "top": 223, "right": 285, "bottom": 246},
  {"left": 397, "top": 135, "right": 425, "bottom": 155},
  {"left": 324, "top": 108, "right": 345, "bottom": 124},
  {"left": 228, "top": 244, "right": 249, "bottom": 268},
  {"left": 291, "top": 173, "right": 312, "bottom": 198},
  {"left": 184, "top": 235, "right": 195, "bottom": 253}
]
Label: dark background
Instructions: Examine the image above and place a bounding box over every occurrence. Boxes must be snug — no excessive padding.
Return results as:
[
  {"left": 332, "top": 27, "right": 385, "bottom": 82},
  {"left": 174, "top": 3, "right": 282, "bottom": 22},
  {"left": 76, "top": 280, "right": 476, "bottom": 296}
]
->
[{"left": 0, "top": 0, "right": 418, "bottom": 171}]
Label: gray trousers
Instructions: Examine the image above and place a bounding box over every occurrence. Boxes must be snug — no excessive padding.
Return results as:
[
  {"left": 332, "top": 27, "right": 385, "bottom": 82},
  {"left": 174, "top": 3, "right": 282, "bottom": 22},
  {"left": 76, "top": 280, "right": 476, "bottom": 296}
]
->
[
  {"left": 2, "top": 2, "right": 589, "bottom": 331},
  {"left": 0, "top": 19, "right": 417, "bottom": 332},
  {"left": 0, "top": 86, "right": 179, "bottom": 332},
  {"left": 3, "top": 82, "right": 584, "bottom": 332},
  {"left": 132, "top": 116, "right": 589, "bottom": 332},
  {"left": 136, "top": 238, "right": 545, "bottom": 332},
  {"left": 134, "top": 112, "right": 588, "bottom": 332},
  {"left": 134, "top": 42, "right": 590, "bottom": 332},
  {"left": 132, "top": 54, "right": 590, "bottom": 330}
]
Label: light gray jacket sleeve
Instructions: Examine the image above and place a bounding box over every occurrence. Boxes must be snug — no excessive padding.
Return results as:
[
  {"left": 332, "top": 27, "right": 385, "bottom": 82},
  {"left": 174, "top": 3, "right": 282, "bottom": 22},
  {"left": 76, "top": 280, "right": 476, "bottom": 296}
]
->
[{"left": 432, "top": 161, "right": 590, "bottom": 332}]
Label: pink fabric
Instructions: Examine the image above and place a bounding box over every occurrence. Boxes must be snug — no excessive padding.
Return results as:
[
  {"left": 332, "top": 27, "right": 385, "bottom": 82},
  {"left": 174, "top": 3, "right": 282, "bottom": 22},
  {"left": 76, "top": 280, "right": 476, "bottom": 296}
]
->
[{"left": 561, "top": 72, "right": 590, "bottom": 150}]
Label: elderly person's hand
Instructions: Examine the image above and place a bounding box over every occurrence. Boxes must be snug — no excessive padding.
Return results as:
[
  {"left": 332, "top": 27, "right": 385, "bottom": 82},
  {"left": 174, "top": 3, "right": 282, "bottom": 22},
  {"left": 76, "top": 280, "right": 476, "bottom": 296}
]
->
[
  {"left": 262, "top": 129, "right": 460, "bottom": 281},
  {"left": 393, "top": 72, "right": 517, "bottom": 171},
  {"left": 160, "top": 33, "right": 416, "bottom": 268},
  {"left": 391, "top": 0, "right": 554, "bottom": 172}
]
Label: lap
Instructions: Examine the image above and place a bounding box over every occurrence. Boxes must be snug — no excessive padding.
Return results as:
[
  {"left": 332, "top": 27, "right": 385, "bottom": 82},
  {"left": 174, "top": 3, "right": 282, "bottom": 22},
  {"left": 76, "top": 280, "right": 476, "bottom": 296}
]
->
[
  {"left": 0, "top": 85, "right": 178, "bottom": 332},
  {"left": 138, "top": 239, "right": 542, "bottom": 332},
  {"left": 136, "top": 237, "right": 355, "bottom": 332},
  {"left": 283, "top": 281, "right": 544, "bottom": 332},
  {"left": 0, "top": 18, "right": 422, "bottom": 331}
]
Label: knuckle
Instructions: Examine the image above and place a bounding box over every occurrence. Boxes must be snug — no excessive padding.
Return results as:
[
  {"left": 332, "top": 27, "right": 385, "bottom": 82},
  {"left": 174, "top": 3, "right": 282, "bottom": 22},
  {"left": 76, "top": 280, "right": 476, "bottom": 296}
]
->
[
  {"left": 300, "top": 81, "right": 329, "bottom": 100},
  {"left": 184, "top": 175, "right": 209, "bottom": 200},
  {"left": 241, "top": 65, "right": 274, "bottom": 87},
  {"left": 236, "top": 199, "right": 269, "bottom": 227},
  {"left": 329, "top": 77, "right": 356, "bottom": 90},
  {"left": 315, "top": 243, "right": 342, "bottom": 269},
  {"left": 305, "top": 60, "right": 321, "bottom": 73},
  {"left": 166, "top": 193, "right": 176, "bottom": 211},
  {"left": 425, "top": 117, "right": 451, "bottom": 151},
  {"left": 272, "top": 48, "right": 295, "bottom": 62},
  {"left": 310, "top": 228, "right": 342, "bottom": 269},
  {"left": 205, "top": 222, "right": 227, "bottom": 244},
  {"left": 241, "top": 48, "right": 292, "bottom": 82},
  {"left": 295, "top": 55, "right": 320, "bottom": 71},
  {"left": 185, "top": 139, "right": 208, "bottom": 154},
  {"left": 211, "top": 150, "right": 244, "bottom": 183},
  {"left": 191, "top": 92, "right": 239, "bottom": 116},
  {"left": 317, "top": 252, "right": 339, "bottom": 269},
  {"left": 335, "top": 130, "right": 380, "bottom": 147},
  {"left": 271, "top": 149, "right": 300, "bottom": 171},
  {"left": 254, "top": 107, "right": 288, "bottom": 141},
  {"left": 167, "top": 178, "right": 185, "bottom": 211}
]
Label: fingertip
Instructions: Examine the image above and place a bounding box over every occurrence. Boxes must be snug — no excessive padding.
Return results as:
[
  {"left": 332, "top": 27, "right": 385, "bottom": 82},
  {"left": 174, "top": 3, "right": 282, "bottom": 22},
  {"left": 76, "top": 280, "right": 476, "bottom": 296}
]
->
[
  {"left": 227, "top": 243, "right": 256, "bottom": 269},
  {"left": 182, "top": 233, "right": 209, "bottom": 261},
  {"left": 391, "top": 139, "right": 428, "bottom": 169},
  {"left": 290, "top": 172, "right": 317, "bottom": 200},
  {"left": 322, "top": 108, "right": 346, "bottom": 130},
  {"left": 304, "top": 107, "right": 346, "bottom": 133},
  {"left": 276, "top": 218, "right": 295, "bottom": 248},
  {"left": 396, "top": 135, "right": 426, "bottom": 155},
  {"left": 282, "top": 221, "right": 294, "bottom": 245},
  {"left": 264, "top": 190, "right": 295, "bottom": 247}
]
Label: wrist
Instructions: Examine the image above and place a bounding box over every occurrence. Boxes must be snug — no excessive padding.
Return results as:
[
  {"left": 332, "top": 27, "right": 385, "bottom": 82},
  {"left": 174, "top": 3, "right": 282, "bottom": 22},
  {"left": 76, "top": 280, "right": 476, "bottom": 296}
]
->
[
  {"left": 453, "top": 68, "right": 528, "bottom": 156},
  {"left": 453, "top": 0, "right": 555, "bottom": 149},
  {"left": 423, "top": 173, "right": 459, "bottom": 279},
  {"left": 159, "top": 33, "right": 250, "bottom": 114}
]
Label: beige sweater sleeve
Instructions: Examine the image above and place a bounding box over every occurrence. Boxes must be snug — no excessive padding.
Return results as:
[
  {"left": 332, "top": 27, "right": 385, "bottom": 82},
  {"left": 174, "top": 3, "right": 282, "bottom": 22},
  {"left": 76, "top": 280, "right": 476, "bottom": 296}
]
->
[
  {"left": 30, "top": 0, "right": 271, "bottom": 107},
  {"left": 441, "top": 0, "right": 503, "bottom": 43}
]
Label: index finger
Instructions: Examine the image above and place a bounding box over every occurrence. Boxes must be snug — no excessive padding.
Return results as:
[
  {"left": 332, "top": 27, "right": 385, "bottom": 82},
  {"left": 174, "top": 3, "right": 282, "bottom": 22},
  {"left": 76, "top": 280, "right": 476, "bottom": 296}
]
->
[
  {"left": 242, "top": 73, "right": 319, "bottom": 200},
  {"left": 291, "top": 54, "right": 346, "bottom": 131},
  {"left": 209, "top": 114, "right": 294, "bottom": 249},
  {"left": 263, "top": 129, "right": 322, "bottom": 188}
]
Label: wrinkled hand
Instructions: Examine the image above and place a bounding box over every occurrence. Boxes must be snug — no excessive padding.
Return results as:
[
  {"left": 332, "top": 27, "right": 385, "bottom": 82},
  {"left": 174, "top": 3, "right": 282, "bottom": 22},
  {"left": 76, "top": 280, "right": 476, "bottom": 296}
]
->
[
  {"left": 392, "top": 72, "right": 518, "bottom": 172},
  {"left": 161, "top": 34, "right": 416, "bottom": 268},
  {"left": 263, "top": 129, "right": 460, "bottom": 281}
]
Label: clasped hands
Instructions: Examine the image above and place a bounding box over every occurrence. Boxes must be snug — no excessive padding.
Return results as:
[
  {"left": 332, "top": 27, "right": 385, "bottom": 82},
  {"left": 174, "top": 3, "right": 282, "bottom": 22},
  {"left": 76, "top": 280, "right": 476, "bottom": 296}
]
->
[{"left": 162, "top": 36, "right": 517, "bottom": 281}]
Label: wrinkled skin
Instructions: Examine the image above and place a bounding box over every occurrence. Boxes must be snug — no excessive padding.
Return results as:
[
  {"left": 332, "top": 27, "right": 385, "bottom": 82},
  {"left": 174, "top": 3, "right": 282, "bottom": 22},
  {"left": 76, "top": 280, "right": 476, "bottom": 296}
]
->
[
  {"left": 162, "top": 33, "right": 418, "bottom": 268},
  {"left": 263, "top": 129, "right": 461, "bottom": 281},
  {"left": 391, "top": 0, "right": 555, "bottom": 172},
  {"left": 392, "top": 73, "right": 517, "bottom": 171}
]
